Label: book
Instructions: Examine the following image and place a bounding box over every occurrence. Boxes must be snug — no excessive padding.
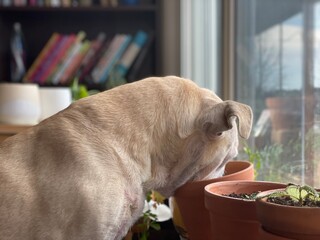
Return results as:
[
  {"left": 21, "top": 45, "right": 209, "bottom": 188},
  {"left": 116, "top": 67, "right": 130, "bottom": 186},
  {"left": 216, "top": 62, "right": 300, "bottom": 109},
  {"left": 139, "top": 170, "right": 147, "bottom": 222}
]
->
[
  {"left": 13, "top": 0, "right": 27, "bottom": 6},
  {"left": 31, "top": 34, "right": 65, "bottom": 84},
  {"left": 98, "top": 34, "right": 132, "bottom": 84},
  {"left": 59, "top": 40, "right": 91, "bottom": 85},
  {"left": 42, "top": 34, "right": 77, "bottom": 84},
  {"left": 79, "top": 0, "right": 91, "bottom": 6},
  {"left": 50, "top": 0, "right": 60, "bottom": 6},
  {"left": 2, "top": 0, "right": 13, "bottom": 6},
  {"left": 36, "top": 0, "right": 44, "bottom": 6},
  {"left": 61, "top": 0, "right": 70, "bottom": 6},
  {"left": 126, "top": 31, "right": 154, "bottom": 83},
  {"left": 28, "top": 0, "right": 37, "bottom": 6},
  {"left": 36, "top": 34, "right": 70, "bottom": 84},
  {"left": 91, "top": 35, "right": 121, "bottom": 84},
  {"left": 77, "top": 32, "right": 106, "bottom": 82},
  {"left": 79, "top": 37, "right": 112, "bottom": 85},
  {"left": 23, "top": 33, "right": 60, "bottom": 83},
  {"left": 92, "top": 34, "right": 132, "bottom": 84},
  {"left": 113, "top": 30, "right": 148, "bottom": 78},
  {"left": 51, "top": 31, "right": 86, "bottom": 85}
]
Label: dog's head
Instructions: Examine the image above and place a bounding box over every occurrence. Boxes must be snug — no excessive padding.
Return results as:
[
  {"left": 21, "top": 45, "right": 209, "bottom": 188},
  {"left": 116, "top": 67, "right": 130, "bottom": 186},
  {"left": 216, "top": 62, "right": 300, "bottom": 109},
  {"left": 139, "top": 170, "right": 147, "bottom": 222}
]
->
[
  {"left": 86, "top": 76, "right": 252, "bottom": 197},
  {"left": 142, "top": 76, "right": 253, "bottom": 197}
]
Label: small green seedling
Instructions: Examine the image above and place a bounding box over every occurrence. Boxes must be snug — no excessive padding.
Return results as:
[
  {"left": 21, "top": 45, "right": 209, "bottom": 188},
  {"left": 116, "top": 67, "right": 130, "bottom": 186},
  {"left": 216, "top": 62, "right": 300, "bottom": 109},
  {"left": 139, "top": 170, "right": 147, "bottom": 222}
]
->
[
  {"left": 134, "top": 191, "right": 161, "bottom": 240},
  {"left": 260, "top": 183, "right": 320, "bottom": 207},
  {"left": 243, "top": 144, "right": 262, "bottom": 177}
]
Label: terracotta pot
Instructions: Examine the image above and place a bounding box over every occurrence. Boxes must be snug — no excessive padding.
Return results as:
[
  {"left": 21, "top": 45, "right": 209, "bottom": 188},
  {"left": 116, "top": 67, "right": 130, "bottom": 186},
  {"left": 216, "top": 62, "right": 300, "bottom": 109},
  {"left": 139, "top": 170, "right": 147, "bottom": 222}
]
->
[
  {"left": 258, "top": 226, "right": 292, "bottom": 240},
  {"left": 171, "top": 160, "right": 254, "bottom": 240},
  {"left": 256, "top": 189, "right": 320, "bottom": 240},
  {"left": 265, "top": 96, "right": 315, "bottom": 143},
  {"left": 123, "top": 230, "right": 133, "bottom": 240},
  {"left": 204, "top": 180, "right": 286, "bottom": 240},
  {"left": 124, "top": 223, "right": 148, "bottom": 240},
  {"left": 265, "top": 96, "right": 300, "bottom": 130}
]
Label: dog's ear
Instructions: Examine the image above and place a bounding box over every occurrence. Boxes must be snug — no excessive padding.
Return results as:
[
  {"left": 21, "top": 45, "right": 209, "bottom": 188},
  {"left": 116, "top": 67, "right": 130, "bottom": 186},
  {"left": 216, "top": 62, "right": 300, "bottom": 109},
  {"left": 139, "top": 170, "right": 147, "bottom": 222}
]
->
[{"left": 198, "top": 100, "right": 253, "bottom": 139}]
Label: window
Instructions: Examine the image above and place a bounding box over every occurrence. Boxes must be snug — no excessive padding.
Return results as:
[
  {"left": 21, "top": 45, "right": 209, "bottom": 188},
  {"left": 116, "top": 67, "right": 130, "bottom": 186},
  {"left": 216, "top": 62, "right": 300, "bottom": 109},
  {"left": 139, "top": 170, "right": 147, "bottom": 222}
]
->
[
  {"left": 180, "top": 0, "right": 221, "bottom": 92},
  {"left": 180, "top": 0, "right": 320, "bottom": 186},
  {"left": 233, "top": 0, "right": 320, "bottom": 186}
]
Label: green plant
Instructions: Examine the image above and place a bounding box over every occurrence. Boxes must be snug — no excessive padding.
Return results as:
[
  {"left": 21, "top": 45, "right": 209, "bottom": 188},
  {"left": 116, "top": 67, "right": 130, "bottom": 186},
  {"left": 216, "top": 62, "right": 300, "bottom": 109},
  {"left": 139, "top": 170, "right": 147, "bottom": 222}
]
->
[
  {"left": 241, "top": 142, "right": 286, "bottom": 181},
  {"left": 131, "top": 191, "right": 161, "bottom": 240},
  {"left": 243, "top": 143, "right": 262, "bottom": 177},
  {"left": 70, "top": 77, "right": 100, "bottom": 101},
  {"left": 260, "top": 183, "right": 320, "bottom": 207}
]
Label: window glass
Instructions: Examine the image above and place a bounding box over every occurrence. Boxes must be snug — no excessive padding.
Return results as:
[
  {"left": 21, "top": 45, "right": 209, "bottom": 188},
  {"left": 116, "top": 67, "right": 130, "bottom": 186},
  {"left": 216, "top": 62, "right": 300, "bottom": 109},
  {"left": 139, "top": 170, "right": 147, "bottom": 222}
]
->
[{"left": 235, "top": 0, "right": 320, "bottom": 186}]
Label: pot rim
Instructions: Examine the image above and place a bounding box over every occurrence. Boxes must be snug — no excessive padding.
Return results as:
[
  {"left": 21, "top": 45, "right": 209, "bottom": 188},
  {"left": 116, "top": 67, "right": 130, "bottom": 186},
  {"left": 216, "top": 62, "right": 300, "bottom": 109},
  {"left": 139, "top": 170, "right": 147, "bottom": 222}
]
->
[
  {"left": 204, "top": 180, "right": 286, "bottom": 201},
  {"left": 256, "top": 188, "right": 320, "bottom": 210},
  {"left": 173, "top": 160, "right": 254, "bottom": 198},
  {"left": 180, "top": 160, "right": 253, "bottom": 187}
]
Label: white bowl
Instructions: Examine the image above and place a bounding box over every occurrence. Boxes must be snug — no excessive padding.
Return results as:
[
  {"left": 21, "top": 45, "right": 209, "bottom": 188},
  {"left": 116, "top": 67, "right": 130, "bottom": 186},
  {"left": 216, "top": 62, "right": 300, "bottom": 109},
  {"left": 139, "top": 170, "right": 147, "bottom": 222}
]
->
[
  {"left": 0, "top": 83, "right": 41, "bottom": 125},
  {"left": 39, "top": 87, "right": 72, "bottom": 121}
]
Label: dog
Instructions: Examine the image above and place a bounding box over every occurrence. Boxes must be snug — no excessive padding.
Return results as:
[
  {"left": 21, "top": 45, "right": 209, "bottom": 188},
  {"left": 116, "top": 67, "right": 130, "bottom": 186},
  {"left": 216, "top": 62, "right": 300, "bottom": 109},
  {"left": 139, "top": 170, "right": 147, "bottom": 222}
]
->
[{"left": 0, "top": 76, "right": 252, "bottom": 240}]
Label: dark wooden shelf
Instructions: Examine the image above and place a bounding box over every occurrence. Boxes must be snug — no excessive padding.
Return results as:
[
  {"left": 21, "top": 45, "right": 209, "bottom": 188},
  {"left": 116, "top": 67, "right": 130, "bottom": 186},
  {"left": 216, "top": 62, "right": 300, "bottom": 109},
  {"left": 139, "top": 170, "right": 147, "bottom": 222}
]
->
[
  {"left": 0, "top": 5, "right": 156, "bottom": 12},
  {"left": 0, "top": 0, "right": 160, "bottom": 88}
]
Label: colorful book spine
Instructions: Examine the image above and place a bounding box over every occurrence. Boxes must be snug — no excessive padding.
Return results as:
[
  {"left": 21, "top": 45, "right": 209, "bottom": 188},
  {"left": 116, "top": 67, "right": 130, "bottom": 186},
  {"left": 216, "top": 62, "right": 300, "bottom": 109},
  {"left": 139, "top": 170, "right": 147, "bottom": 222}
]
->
[
  {"left": 42, "top": 34, "right": 76, "bottom": 84},
  {"left": 23, "top": 33, "right": 60, "bottom": 83},
  {"left": 77, "top": 32, "right": 106, "bottom": 82},
  {"left": 30, "top": 34, "right": 63, "bottom": 83},
  {"left": 59, "top": 40, "right": 91, "bottom": 84},
  {"left": 46, "top": 34, "right": 76, "bottom": 84},
  {"left": 113, "top": 30, "right": 148, "bottom": 78},
  {"left": 28, "top": 0, "right": 37, "bottom": 6},
  {"left": 126, "top": 31, "right": 154, "bottom": 83},
  {"left": 51, "top": 31, "right": 86, "bottom": 85},
  {"left": 91, "top": 35, "right": 120, "bottom": 84},
  {"left": 79, "top": 38, "right": 112, "bottom": 84},
  {"left": 92, "top": 34, "right": 132, "bottom": 84},
  {"left": 2, "top": 0, "right": 12, "bottom": 6},
  {"left": 36, "top": 35, "right": 69, "bottom": 84}
]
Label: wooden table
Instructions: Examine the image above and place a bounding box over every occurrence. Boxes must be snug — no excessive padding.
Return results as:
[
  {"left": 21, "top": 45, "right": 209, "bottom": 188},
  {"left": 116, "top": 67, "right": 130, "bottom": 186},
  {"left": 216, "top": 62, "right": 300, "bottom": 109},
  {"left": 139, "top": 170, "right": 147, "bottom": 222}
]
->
[{"left": 0, "top": 124, "right": 32, "bottom": 143}]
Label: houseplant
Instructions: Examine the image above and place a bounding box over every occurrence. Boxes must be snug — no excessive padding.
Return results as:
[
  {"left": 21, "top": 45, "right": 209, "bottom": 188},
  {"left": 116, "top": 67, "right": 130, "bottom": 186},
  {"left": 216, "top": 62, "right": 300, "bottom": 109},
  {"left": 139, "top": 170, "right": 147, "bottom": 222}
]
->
[
  {"left": 256, "top": 183, "right": 320, "bottom": 240},
  {"left": 171, "top": 160, "right": 254, "bottom": 240},
  {"left": 204, "top": 180, "right": 286, "bottom": 240},
  {"left": 124, "top": 191, "right": 164, "bottom": 240}
]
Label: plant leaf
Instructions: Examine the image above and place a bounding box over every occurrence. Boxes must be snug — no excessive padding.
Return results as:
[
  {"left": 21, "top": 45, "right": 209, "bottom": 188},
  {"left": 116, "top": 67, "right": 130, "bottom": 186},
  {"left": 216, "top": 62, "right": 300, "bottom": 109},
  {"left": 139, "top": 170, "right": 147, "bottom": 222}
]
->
[
  {"left": 150, "top": 222, "right": 161, "bottom": 231},
  {"left": 285, "top": 184, "right": 300, "bottom": 200},
  {"left": 301, "top": 185, "right": 319, "bottom": 198}
]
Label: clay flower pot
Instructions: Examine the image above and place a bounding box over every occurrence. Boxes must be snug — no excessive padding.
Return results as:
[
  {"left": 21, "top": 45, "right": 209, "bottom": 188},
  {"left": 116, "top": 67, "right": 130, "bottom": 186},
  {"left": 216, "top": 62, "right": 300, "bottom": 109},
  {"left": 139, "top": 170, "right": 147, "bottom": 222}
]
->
[
  {"left": 258, "top": 226, "right": 292, "bottom": 240},
  {"left": 256, "top": 189, "right": 320, "bottom": 240},
  {"left": 265, "top": 96, "right": 316, "bottom": 143},
  {"left": 265, "top": 96, "right": 302, "bottom": 130},
  {"left": 204, "top": 180, "right": 286, "bottom": 240},
  {"left": 171, "top": 160, "right": 254, "bottom": 240}
]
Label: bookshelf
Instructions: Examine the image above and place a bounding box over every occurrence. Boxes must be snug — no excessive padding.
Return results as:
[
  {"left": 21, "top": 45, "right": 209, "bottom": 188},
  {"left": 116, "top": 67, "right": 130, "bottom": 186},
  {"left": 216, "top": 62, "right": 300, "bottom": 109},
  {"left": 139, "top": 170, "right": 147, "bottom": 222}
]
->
[{"left": 0, "top": 0, "right": 160, "bottom": 90}]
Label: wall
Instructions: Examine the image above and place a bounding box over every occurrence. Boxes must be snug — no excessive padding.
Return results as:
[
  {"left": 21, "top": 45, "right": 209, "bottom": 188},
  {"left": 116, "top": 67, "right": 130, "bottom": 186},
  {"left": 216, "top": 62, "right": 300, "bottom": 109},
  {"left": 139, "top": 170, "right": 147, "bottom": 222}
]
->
[{"left": 159, "top": 0, "right": 181, "bottom": 76}]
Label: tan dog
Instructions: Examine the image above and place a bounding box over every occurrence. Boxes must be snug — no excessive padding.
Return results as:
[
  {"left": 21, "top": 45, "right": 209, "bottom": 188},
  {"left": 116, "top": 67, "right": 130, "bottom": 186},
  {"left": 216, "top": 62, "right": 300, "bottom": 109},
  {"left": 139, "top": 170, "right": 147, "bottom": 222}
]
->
[{"left": 0, "top": 76, "right": 252, "bottom": 240}]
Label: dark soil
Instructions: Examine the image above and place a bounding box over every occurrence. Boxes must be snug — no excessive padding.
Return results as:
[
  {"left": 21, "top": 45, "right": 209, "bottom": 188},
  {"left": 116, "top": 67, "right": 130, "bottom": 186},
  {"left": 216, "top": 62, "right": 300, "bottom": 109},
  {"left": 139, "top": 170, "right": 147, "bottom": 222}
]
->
[
  {"left": 225, "top": 192, "right": 261, "bottom": 200},
  {"left": 267, "top": 196, "right": 320, "bottom": 207}
]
